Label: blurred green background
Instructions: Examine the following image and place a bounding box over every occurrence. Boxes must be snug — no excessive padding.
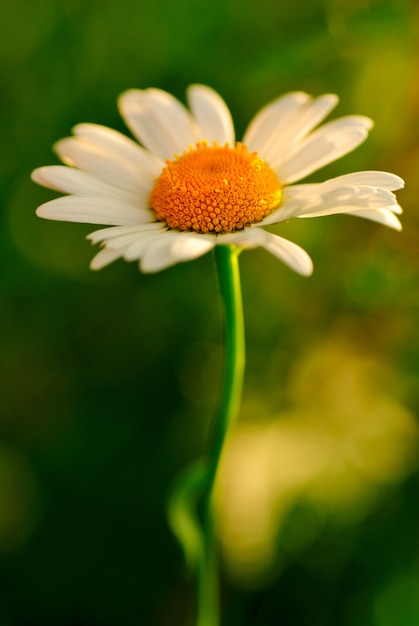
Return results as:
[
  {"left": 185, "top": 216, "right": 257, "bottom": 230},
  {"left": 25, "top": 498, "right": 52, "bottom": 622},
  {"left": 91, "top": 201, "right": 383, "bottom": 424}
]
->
[{"left": 1, "top": 0, "right": 419, "bottom": 624}]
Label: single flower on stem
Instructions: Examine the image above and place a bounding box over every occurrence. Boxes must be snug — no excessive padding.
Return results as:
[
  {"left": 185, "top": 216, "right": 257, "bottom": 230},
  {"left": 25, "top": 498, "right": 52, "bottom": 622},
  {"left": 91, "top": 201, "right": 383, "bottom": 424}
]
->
[
  {"left": 32, "top": 85, "right": 403, "bottom": 626},
  {"left": 32, "top": 85, "right": 403, "bottom": 276}
]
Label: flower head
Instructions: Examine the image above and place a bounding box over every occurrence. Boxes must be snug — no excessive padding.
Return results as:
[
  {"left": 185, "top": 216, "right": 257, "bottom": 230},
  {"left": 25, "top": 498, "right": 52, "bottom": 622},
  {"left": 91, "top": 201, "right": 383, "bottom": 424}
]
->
[{"left": 32, "top": 85, "right": 403, "bottom": 275}]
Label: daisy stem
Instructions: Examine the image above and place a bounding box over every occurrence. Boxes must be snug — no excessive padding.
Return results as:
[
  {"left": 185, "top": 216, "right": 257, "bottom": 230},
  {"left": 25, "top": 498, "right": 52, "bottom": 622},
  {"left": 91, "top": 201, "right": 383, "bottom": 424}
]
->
[{"left": 197, "top": 245, "right": 245, "bottom": 626}]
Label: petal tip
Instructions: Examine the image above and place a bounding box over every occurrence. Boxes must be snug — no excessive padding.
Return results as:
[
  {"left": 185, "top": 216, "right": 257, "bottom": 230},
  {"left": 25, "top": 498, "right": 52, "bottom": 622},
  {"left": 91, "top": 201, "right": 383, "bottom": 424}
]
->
[
  {"left": 89, "top": 260, "right": 101, "bottom": 271},
  {"left": 395, "top": 175, "right": 405, "bottom": 190},
  {"left": 393, "top": 219, "right": 403, "bottom": 232},
  {"left": 31, "top": 168, "right": 43, "bottom": 184},
  {"left": 35, "top": 205, "right": 48, "bottom": 219},
  {"left": 296, "top": 256, "right": 314, "bottom": 276}
]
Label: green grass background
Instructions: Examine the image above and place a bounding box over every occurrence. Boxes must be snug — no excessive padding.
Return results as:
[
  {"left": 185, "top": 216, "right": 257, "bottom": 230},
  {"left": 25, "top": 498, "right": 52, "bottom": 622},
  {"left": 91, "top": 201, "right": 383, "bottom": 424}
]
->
[{"left": 1, "top": 0, "right": 419, "bottom": 624}]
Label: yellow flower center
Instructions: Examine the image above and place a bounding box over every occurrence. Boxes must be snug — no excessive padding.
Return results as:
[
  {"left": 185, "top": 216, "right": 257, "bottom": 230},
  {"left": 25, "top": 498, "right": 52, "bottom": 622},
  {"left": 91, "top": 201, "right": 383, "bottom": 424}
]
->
[{"left": 149, "top": 142, "right": 282, "bottom": 234}]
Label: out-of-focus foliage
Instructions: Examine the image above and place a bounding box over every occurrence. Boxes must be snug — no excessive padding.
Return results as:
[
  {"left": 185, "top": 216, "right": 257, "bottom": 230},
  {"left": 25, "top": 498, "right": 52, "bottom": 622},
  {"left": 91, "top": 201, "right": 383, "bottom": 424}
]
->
[
  {"left": 216, "top": 337, "right": 418, "bottom": 585},
  {"left": 1, "top": 0, "right": 419, "bottom": 625}
]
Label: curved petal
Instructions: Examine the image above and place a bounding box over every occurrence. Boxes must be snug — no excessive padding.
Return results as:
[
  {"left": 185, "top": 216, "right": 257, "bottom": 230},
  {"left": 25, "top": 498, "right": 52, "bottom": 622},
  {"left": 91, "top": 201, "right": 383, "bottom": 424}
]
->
[
  {"left": 73, "top": 123, "right": 163, "bottom": 177},
  {"left": 245, "top": 93, "right": 339, "bottom": 165},
  {"left": 219, "top": 227, "right": 313, "bottom": 275},
  {"left": 139, "top": 231, "right": 215, "bottom": 273},
  {"left": 36, "top": 195, "right": 154, "bottom": 225},
  {"left": 89, "top": 226, "right": 167, "bottom": 269},
  {"left": 243, "top": 92, "right": 311, "bottom": 154},
  {"left": 260, "top": 231, "right": 314, "bottom": 275},
  {"left": 271, "top": 173, "right": 402, "bottom": 222},
  {"left": 275, "top": 116, "right": 373, "bottom": 184},
  {"left": 307, "top": 188, "right": 396, "bottom": 214},
  {"left": 124, "top": 232, "right": 172, "bottom": 261},
  {"left": 217, "top": 227, "right": 266, "bottom": 249},
  {"left": 297, "top": 206, "right": 402, "bottom": 230},
  {"left": 31, "top": 166, "right": 139, "bottom": 202},
  {"left": 90, "top": 247, "right": 126, "bottom": 270},
  {"left": 187, "top": 84, "right": 235, "bottom": 146},
  {"left": 87, "top": 222, "right": 165, "bottom": 245},
  {"left": 118, "top": 88, "right": 200, "bottom": 161},
  {"left": 316, "top": 170, "right": 405, "bottom": 192},
  {"left": 54, "top": 136, "right": 154, "bottom": 200},
  {"left": 343, "top": 208, "right": 402, "bottom": 230}
]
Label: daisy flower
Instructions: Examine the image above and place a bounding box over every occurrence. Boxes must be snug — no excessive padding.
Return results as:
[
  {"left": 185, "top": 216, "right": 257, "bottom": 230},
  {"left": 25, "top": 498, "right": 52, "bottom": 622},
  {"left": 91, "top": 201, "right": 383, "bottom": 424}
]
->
[{"left": 32, "top": 85, "right": 403, "bottom": 275}]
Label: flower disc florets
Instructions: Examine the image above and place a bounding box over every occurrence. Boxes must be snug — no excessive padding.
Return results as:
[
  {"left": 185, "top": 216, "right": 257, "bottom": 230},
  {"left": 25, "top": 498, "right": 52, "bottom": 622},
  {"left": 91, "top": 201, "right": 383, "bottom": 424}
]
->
[{"left": 150, "top": 141, "right": 282, "bottom": 233}]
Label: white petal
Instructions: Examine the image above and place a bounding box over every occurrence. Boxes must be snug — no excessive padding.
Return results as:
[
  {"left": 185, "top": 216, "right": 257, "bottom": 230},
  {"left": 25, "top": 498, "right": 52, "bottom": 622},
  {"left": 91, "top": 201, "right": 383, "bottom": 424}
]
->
[
  {"left": 118, "top": 88, "right": 200, "bottom": 161},
  {"left": 187, "top": 84, "right": 235, "bottom": 146},
  {"left": 274, "top": 170, "right": 404, "bottom": 221},
  {"left": 36, "top": 195, "right": 154, "bottom": 225},
  {"left": 259, "top": 185, "right": 328, "bottom": 224},
  {"left": 87, "top": 222, "right": 165, "bottom": 245},
  {"left": 90, "top": 247, "right": 125, "bottom": 270},
  {"left": 123, "top": 232, "right": 170, "bottom": 261},
  {"left": 308, "top": 188, "right": 396, "bottom": 214},
  {"left": 31, "top": 166, "right": 139, "bottom": 202},
  {"left": 350, "top": 208, "right": 403, "bottom": 230},
  {"left": 54, "top": 136, "right": 154, "bottom": 200},
  {"left": 264, "top": 182, "right": 403, "bottom": 228},
  {"left": 140, "top": 231, "right": 215, "bottom": 273},
  {"left": 73, "top": 123, "right": 163, "bottom": 178},
  {"left": 243, "top": 92, "right": 312, "bottom": 154},
  {"left": 276, "top": 116, "right": 373, "bottom": 184},
  {"left": 246, "top": 93, "right": 339, "bottom": 166},
  {"left": 261, "top": 231, "right": 314, "bottom": 275},
  {"left": 259, "top": 202, "right": 299, "bottom": 225},
  {"left": 317, "top": 170, "right": 405, "bottom": 192},
  {"left": 89, "top": 225, "right": 168, "bottom": 269},
  {"left": 297, "top": 205, "right": 403, "bottom": 230},
  {"left": 90, "top": 229, "right": 216, "bottom": 273},
  {"left": 218, "top": 227, "right": 313, "bottom": 275},
  {"left": 389, "top": 202, "right": 403, "bottom": 215},
  {"left": 99, "top": 229, "right": 164, "bottom": 252},
  {"left": 219, "top": 226, "right": 268, "bottom": 248}
]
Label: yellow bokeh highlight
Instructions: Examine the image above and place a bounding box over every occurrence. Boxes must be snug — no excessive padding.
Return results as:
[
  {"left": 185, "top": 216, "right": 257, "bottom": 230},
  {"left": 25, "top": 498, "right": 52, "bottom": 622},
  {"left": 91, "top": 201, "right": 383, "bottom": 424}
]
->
[{"left": 215, "top": 339, "right": 418, "bottom": 587}]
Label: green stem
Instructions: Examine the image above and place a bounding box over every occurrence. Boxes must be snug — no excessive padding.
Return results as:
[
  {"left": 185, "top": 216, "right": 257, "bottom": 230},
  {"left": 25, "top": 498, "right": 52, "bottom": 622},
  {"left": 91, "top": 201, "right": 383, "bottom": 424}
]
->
[{"left": 196, "top": 245, "right": 246, "bottom": 626}]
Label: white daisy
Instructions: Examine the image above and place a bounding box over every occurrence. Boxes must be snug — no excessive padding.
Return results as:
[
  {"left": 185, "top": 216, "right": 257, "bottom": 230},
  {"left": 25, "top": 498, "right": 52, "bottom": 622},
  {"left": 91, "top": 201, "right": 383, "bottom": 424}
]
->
[{"left": 32, "top": 85, "right": 403, "bottom": 275}]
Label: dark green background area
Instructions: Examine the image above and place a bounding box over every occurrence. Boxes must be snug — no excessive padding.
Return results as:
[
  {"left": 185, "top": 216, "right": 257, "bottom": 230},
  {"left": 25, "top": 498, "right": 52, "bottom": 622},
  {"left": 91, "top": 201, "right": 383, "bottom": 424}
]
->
[{"left": 1, "top": 0, "right": 419, "bottom": 624}]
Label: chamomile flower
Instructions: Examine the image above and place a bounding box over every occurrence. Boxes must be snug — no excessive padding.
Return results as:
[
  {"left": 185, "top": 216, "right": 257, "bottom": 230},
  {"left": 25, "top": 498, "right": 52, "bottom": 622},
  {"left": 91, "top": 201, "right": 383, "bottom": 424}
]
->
[{"left": 32, "top": 85, "right": 403, "bottom": 275}]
